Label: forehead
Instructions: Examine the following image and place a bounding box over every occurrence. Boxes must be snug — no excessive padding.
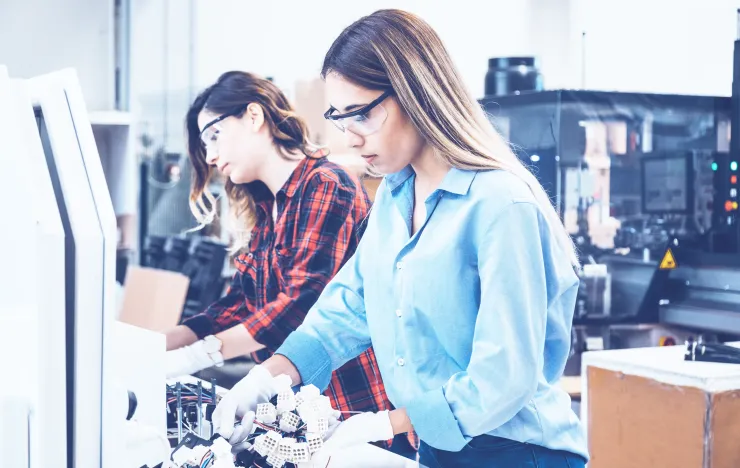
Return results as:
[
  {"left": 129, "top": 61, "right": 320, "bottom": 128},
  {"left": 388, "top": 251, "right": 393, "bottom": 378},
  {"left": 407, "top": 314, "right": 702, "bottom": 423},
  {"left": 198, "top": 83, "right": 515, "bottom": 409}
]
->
[
  {"left": 325, "top": 73, "right": 379, "bottom": 110},
  {"left": 196, "top": 109, "right": 220, "bottom": 132}
]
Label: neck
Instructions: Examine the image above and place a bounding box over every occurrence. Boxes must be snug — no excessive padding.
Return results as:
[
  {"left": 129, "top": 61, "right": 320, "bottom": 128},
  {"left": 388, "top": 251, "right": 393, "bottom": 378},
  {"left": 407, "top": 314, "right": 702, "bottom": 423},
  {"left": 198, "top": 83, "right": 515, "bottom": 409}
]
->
[
  {"left": 259, "top": 147, "right": 302, "bottom": 196},
  {"left": 410, "top": 145, "right": 450, "bottom": 192}
]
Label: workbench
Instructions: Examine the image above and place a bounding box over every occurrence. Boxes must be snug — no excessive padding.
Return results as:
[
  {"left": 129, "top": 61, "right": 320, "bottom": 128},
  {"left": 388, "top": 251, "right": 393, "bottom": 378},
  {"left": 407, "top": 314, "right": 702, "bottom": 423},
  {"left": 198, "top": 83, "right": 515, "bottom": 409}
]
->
[{"left": 115, "top": 322, "right": 419, "bottom": 467}]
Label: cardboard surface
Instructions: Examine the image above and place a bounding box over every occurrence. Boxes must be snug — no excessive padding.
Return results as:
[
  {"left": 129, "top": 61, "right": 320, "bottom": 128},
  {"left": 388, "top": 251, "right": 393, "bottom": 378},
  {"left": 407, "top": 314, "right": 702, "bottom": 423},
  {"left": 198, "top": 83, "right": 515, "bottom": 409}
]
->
[
  {"left": 587, "top": 365, "right": 740, "bottom": 468},
  {"left": 587, "top": 366, "right": 707, "bottom": 468},
  {"left": 709, "top": 390, "right": 740, "bottom": 468},
  {"left": 119, "top": 266, "right": 189, "bottom": 333}
]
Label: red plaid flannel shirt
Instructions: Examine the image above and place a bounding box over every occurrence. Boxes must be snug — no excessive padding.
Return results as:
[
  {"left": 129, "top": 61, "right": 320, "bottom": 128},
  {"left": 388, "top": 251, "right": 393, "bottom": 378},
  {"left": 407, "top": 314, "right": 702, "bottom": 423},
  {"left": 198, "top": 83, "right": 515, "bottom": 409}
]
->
[{"left": 183, "top": 154, "right": 394, "bottom": 419}]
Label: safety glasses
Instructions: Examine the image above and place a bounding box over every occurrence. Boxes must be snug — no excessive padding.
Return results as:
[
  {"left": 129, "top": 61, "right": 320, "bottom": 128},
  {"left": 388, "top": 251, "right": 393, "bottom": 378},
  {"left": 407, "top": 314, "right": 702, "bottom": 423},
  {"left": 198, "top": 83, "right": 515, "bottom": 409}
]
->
[
  {"left": 324, "top": 89, "right": 393, "bottom": 136},
  {"left": 199, "top": 107, "right": 245, "bottom": 150}
]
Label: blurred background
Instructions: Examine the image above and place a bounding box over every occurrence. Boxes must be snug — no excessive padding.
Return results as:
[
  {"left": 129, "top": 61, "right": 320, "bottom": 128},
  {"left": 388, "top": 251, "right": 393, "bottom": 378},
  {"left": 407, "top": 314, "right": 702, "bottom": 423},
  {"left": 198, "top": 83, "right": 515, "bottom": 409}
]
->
[{"left": 1, "top": 0, "right": 736, "bottom": 250}]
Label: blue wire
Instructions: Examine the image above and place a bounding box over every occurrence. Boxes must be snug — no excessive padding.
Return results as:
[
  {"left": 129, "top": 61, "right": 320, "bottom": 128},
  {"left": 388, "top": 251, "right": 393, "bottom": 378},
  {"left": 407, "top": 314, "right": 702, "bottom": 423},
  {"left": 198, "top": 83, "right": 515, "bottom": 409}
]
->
[{"left": 201, "top": 453, "right": 214, "bottom": 468}]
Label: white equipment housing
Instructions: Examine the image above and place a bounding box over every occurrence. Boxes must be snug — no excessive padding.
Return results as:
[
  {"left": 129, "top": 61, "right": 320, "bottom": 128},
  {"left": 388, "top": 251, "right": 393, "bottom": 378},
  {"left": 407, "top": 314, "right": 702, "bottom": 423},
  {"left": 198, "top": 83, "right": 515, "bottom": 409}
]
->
[{"left": 0, "top": 67, "right": 119, "bottom": 468}]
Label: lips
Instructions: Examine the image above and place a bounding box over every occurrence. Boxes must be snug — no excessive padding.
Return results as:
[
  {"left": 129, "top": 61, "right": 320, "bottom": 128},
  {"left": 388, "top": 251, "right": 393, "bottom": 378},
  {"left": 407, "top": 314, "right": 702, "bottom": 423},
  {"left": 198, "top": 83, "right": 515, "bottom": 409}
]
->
[
  {"left": 218, "top": 163, "right": 230, "bottom": 173},
  {"left": 361, "top": 154, "right": 378, "bottom": 163}
]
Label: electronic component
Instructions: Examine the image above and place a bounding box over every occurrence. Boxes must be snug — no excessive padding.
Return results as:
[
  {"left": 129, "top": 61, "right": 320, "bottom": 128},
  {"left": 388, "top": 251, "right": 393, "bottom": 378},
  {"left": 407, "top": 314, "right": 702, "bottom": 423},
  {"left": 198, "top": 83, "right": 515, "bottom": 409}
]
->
[
  {"left": 169, "top": 383, "right": 344, "bottom": 468},
  {"left": 167, "top": 379, "right": 219, "bottom": 443}
]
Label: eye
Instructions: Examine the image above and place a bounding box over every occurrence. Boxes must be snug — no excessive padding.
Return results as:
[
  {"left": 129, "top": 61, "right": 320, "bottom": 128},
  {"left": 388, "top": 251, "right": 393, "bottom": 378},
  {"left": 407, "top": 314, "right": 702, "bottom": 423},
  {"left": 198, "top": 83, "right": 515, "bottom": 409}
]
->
[
  {"left": 350, "top": 113, "right": 370, "bottom": 123},
  {"left": 209, "top": 130, "right": 219, "bottom": 142}
]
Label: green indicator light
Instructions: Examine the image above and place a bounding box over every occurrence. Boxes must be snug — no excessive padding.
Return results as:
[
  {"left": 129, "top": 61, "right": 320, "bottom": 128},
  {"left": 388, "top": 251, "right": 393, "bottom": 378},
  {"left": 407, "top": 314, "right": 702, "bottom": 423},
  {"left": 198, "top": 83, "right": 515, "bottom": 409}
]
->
[
  {"left": 712, "top": 162, "right": 718, "bottom": 171},
  {"left": 732, "top": 161, "right": 738, "bottom": 171}
]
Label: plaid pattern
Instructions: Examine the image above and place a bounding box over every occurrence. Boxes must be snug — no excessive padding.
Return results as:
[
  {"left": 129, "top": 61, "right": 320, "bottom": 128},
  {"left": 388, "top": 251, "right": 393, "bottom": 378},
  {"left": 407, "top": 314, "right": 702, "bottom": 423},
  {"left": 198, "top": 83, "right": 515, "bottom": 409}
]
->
[{"left": 183, "top": 153, "right": 395, "bottom": 420}]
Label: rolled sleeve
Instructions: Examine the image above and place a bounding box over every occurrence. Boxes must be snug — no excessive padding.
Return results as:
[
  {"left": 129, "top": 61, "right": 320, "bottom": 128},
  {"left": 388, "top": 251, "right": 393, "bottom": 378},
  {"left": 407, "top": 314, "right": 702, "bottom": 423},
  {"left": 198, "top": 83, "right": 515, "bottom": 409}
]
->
[
  {"left": 276, "top": 330, "right": 334, "bottom": 391},
  {"left": 405, "top": 387, "right": 468, "bottom": 451}
]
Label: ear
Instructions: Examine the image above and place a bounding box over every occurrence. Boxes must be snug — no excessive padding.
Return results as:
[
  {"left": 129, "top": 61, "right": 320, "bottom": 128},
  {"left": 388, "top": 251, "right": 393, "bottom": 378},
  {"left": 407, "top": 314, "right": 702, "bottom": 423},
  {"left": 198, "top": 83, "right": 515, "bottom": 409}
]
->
[{"left": 245, "top": 103, "right": 265, "bottom": 132}]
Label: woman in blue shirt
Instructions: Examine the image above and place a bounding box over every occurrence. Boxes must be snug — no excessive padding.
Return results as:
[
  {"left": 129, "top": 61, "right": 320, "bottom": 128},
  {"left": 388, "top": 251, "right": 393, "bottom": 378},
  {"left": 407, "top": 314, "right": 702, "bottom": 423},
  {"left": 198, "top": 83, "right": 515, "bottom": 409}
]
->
[{"left": 213, "top": 9, "right": 588, "bottom": 467}]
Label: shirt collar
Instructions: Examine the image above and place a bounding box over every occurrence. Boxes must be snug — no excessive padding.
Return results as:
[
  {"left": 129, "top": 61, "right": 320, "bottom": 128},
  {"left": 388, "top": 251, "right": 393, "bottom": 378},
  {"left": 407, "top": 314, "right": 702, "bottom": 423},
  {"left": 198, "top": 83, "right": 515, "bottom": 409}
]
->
[
  {"left": 385, "top": 165, "right": 477, "bottom": 196},
  {"left": 438, "top": 167, "right": 477, "bottom": 195}
]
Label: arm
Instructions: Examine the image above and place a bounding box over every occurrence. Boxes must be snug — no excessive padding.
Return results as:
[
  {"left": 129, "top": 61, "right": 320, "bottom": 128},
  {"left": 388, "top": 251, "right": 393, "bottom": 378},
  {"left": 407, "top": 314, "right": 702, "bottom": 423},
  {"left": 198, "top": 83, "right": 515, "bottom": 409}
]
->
[
  {"left": 275, "top": 177, "right": 376, "bottom": 391},
  {"left": 246, "top": 177, "right": 372, "bottom": 383},
  {"left": 403, "top": 201, "right": 567, "bottom": 451},
  {"left": 166, "top": 271, "right": 264, "bottom": 355}
]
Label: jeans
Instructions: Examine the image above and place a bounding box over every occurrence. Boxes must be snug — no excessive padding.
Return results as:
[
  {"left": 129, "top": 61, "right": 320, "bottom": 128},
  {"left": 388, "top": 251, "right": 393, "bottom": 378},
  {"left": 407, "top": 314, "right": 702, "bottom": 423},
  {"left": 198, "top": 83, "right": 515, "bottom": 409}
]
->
[
  {"left": 387, "top": 433, "right": 418, "bottom": 461},
  {"left": 419, "top": 435, "right": 587, "bottom": 468}
]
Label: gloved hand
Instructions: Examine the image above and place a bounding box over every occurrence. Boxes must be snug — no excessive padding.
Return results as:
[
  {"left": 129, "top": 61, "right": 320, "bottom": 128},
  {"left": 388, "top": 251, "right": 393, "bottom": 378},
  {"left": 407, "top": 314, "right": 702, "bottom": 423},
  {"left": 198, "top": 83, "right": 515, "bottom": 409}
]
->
[
  {"left": 211, "top": 365, "right": 292, "bottom": 444},
  {"left": 312, "top": 411, "right": 394, "bottom": 464},
  {"left": 165, "top": 340, "right": 217, "bottom": 379}
]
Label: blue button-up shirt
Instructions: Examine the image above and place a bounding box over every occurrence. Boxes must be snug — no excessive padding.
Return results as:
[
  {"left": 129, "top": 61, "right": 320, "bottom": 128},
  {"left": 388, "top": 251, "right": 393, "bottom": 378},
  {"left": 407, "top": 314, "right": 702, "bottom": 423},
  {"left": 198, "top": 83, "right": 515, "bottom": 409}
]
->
[{"left": 277, "top": 166, "right": 588, "bottom": 459}]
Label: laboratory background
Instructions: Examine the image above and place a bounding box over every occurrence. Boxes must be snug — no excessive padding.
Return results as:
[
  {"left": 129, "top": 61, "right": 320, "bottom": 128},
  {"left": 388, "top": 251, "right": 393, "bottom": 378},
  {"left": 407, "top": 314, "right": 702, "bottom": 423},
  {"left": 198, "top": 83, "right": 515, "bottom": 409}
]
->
[{"left": 2, "top": 1, "right": 740, "bottom": 467}]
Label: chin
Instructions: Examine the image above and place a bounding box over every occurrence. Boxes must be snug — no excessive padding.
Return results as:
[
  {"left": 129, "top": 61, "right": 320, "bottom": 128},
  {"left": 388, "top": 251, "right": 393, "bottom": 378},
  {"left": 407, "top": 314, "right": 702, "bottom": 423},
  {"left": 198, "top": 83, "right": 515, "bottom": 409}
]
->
[
  {"left": 372, "top": 161, "right": 405, "bottom": 175},
  {"left": 228, "top": 174, "right": 251, "bottom": 185}
]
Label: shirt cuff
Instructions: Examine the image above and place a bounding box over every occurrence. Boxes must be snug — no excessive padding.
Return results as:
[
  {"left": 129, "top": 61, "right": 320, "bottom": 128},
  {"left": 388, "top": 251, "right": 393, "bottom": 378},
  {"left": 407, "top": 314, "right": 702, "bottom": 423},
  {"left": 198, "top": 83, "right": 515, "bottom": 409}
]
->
[
  {"left": 405, "top": 387, "right": 468, "bottom": 452},
  {"left": 276, "top": 330, "right": 333, "bottom": 391},
  {"left": 181, "top": 315, "right": 215, "bottom": 340}
]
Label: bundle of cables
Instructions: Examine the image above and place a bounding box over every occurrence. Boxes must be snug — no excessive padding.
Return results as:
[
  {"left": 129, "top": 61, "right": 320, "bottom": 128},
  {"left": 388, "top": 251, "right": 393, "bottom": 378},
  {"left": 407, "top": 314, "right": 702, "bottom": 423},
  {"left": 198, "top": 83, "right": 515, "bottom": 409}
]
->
[
  {"left": 685, "top": 338, "right": 740, "bottom": 364},
  {"left": 166, "top": 381, "right": 218, "bottom": 438},
  {"left": 170, "top": 383, "right": 342, "bottom": 468},
  {"left": 236, "top": 383, "right": 342, "bottom": 468}
]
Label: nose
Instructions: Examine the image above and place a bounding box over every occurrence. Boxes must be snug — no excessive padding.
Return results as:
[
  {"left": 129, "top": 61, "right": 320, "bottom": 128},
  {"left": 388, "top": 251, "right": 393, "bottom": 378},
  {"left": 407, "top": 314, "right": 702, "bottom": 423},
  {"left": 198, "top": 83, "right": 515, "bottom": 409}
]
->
[
  {"left": 204, "top": 148, "right": 218, "bottom": 166},
  {"left": 345, "top": 129, "right": 364, "bottom": 149}
]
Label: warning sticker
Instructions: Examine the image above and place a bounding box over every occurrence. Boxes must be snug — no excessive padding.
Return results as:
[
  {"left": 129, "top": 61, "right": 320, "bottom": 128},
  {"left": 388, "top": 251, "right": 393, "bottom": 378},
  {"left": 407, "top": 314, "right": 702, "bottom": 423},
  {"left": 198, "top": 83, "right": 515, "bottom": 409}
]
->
[{"left": 659, "top": 248, "right": 677, "bottom": 270}]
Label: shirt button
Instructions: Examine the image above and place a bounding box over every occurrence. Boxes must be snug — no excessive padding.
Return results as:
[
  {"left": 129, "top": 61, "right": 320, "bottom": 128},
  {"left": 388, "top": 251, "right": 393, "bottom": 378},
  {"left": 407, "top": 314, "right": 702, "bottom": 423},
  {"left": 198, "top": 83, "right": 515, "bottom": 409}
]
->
[
  {"left": 395, "top": 309, "right": 402, "bottom": 318},
  {"left": 396, "top": 262, "right": 404, "bottom": 270},
  {"left": 397, "top": 357, "right": 405, "bottom": 367}
]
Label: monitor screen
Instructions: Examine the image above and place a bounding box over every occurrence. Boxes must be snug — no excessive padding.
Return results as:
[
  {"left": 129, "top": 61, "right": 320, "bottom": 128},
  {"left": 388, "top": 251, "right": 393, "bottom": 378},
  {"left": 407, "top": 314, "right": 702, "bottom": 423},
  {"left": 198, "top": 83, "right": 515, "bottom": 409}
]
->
[{"left": 641, "top": 155, "right": 693, "bottom": 214}]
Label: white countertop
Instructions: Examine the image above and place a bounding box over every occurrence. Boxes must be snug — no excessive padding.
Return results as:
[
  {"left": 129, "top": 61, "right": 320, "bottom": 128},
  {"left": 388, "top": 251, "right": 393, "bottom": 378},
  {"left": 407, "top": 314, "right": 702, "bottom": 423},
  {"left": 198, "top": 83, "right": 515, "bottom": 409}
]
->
[{"left": 581, "top": 341, "right": 740, "bottom": 393}]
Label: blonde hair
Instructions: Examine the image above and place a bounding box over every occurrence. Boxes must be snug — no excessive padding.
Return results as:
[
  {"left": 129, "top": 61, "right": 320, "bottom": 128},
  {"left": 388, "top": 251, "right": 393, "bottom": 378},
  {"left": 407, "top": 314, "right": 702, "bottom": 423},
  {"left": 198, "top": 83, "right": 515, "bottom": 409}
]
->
[
  {"left": 322, "top": 9, "right": 579, "bottom": 266},
  {"left": 185, "top": 71, "right": 320, "bottom": 253}
]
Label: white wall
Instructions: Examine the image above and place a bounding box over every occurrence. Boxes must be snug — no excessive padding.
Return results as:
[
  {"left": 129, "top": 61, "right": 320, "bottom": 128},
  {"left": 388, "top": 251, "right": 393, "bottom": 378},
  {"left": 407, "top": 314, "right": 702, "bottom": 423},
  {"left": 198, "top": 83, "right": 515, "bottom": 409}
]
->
[
  {"left": 574, "top": 0, "right": 740, "bottom": 96},
  {"left": 195, "top": 0, "right": 542, "bottom": 99},
  {"left": 0, "top": 0, "right": 116, "bottom": 110},
  {"left": 191, "top": 0, "right": 740, "bottom": 98}
]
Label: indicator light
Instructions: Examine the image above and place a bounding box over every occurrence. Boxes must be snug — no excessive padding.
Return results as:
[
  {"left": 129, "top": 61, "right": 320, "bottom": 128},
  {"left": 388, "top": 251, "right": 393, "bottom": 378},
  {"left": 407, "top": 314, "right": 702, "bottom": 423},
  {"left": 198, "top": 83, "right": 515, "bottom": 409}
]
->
[
  {"left": 732, "top": 161, "right": 739, "bottom": 171},
  {"left": 734, "top": 202, "right": 739, "bottom": 210},
  {"left": 726, "top": 200, "right": 733, "bottom": 212},
  {"left": 732, "top": 175, "right": 738, "bottom": 184},
  {"left": 712, "top": 162, "right": 718, "bottom": 171}
]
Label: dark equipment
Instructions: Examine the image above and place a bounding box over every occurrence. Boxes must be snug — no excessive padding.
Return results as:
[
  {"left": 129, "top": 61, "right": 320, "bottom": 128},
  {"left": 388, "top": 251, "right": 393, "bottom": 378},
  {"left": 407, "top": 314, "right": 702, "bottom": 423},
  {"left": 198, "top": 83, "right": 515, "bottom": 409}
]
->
[
  {"left": 685, "top": 338, "right": 740, "bottom": 364},
  {"left": 480, "top": 89, "right": 731, "bottom": 325},
  {"left": 485, "top": 57, "right": 543, "bottom": 97},
  {"left": 141, "top": 235, "right": 229, "bottom": 321}
]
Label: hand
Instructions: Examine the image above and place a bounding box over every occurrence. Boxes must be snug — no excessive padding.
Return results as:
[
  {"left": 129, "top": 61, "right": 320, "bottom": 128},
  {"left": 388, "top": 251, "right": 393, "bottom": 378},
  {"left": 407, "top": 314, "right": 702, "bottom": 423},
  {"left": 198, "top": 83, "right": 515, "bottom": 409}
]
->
[
  {"left": 165, "top": 340, "right": 216, "bottom": 379},
  {"left": 313, "top": 411, "right": 394, "bottom": 463},
  {"left": 211, "top": 365, "right": 292, "bottom": 443}
]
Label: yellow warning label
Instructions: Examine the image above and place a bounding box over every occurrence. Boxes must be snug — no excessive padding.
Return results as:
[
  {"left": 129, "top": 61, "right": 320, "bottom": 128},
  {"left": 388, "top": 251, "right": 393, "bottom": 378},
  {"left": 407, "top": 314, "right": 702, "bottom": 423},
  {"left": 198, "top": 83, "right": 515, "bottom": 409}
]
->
[{"left": 659, "top": 248, "right": 677, "bottom": 270}]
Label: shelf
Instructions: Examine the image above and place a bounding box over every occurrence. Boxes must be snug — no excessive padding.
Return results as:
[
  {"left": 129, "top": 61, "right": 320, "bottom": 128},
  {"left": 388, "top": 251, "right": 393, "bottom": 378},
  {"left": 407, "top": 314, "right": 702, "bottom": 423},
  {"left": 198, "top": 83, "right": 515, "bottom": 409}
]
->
[{"left": 89, "top": 110, "right": 133, "bottom": 126}]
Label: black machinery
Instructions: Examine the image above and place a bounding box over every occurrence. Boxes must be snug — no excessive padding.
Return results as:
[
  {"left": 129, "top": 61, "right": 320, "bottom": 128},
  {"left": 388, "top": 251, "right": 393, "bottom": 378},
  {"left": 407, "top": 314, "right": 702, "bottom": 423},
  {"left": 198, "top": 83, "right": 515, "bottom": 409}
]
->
[{"left": 478, "top": 13, "right": 740, "bottom": 343}]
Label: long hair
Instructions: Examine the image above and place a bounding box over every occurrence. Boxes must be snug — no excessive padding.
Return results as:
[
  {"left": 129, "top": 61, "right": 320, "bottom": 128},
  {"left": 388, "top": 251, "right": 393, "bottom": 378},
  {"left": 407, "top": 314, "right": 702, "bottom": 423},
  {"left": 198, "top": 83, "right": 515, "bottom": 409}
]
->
[
  {"left": 322, "top": 9, "right": 579, "bottom": 266},
  {"left": 185, "top": 71, "right": 318, "bottom": 252}
]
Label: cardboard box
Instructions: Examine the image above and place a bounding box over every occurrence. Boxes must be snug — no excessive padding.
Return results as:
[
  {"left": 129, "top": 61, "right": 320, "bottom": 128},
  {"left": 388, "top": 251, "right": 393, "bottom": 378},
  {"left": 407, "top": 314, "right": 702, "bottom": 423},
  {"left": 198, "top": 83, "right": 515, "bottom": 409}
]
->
[
  {"left": 118, "top": 266, "right": 190, "bottom": 333},
  {"left": 583, "top": 344, "right": 740, "bottom": 468}
]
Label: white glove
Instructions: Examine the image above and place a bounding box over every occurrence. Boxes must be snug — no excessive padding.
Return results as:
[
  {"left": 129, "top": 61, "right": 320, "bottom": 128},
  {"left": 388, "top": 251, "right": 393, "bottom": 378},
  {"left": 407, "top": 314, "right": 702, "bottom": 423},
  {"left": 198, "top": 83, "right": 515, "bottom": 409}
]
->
[
  {"left": 211, "top": 365, "right": 292, "bottom": 443},
  {"left": 165, "top": 340, "right": 217, "bottom": 379},
  {"left": 312, "top": 411, "right": 394, "bottom": 464}
]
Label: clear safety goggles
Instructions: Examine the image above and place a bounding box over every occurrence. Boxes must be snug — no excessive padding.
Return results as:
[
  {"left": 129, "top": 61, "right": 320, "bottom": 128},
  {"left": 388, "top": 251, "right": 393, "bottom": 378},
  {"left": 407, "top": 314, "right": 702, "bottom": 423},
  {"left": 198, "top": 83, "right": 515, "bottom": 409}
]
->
[
  {"left": 324, "top": 89, "right": 393, "bottom": 136},
  {"left": 199, "top": 107, "right": 245, "bottom": 151}
]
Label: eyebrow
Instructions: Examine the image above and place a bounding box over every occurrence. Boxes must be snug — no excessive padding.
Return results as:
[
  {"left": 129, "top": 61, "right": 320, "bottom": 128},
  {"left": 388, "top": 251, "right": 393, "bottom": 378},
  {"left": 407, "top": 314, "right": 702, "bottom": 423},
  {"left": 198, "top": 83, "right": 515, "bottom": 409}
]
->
[{"left": 342, "top": 103, "right": 370, "bottom": 113}]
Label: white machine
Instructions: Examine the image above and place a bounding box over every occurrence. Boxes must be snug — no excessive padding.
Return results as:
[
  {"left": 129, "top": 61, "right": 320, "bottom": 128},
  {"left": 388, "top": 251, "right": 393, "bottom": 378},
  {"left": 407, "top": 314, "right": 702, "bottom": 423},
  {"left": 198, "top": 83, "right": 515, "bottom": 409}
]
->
[{"left": 0, "top": 68, "right": 119, "bottom": 468}]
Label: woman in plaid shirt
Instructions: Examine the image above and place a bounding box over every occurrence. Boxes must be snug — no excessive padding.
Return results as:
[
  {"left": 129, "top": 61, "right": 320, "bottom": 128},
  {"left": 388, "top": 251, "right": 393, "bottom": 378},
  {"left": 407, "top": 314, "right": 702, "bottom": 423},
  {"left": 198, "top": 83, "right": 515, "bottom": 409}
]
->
[{"left": 164, "top": 71, "right": 414, "bottom": 456}]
